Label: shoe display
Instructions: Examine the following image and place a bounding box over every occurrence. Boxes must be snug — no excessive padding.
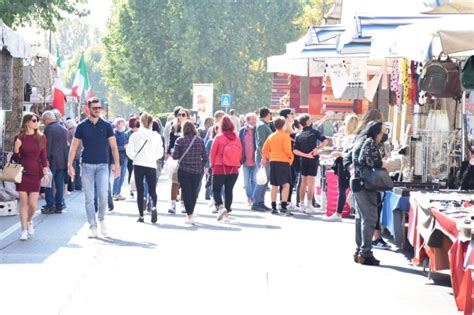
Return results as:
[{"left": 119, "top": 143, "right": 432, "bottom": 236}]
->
[
  {"left": 358, "top": 255, "right": 380, "bottom": 266},
  {"left": 27, "top": 222, "right": 34, "bottom": 236},
  {"left": 151, "top": 208, "right": 158, "bottom": 224},
  {"left": 372, "top": 238, "right": 390, "bottom": 250},
  {"left": 99, "top": 221, "right": 108, "bottom": 237},
  {"left": 20, "top": 230, "right": 28, "bottom": 241},
  {"left": 323, "top": 213, "right": 342, "bottom": 222},
  {"left": 89, "top": 227, "right": 99, "bottom": 238}
]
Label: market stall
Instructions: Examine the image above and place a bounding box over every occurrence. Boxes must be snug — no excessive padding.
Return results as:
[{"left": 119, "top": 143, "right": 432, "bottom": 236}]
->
[{"left": 409, "top": 191, "right": 474, "bottom": 313}]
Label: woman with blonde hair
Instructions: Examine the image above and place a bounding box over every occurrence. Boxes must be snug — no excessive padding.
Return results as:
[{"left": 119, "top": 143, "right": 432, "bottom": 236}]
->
[
  {"left": 325, "top": 114, "right": 359, "bottom": 222},
  {"left": 12, "top": 113, "right": 49, "bottom": 240},
  {"left": 126, "top": 112, "right": 163, "bottom": 223}
]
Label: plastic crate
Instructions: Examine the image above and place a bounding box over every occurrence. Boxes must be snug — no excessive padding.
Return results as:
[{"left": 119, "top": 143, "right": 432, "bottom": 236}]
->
[{"left": 0, "top": 200, "right": 18, "bottom": 216}]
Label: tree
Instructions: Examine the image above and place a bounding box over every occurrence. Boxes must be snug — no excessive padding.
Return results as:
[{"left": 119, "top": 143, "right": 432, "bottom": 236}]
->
[
  {"left": 103, "top": 0, "right": 304, "bottom": 114},
  {"left": 0, "top": 0, "right": 89, "bottom": 30},
  {"left": 294, "top": 0, "right": 334, "bottom": 31},
  {"left": 54, "top": 17, "right": 99, "bottom": 59}
]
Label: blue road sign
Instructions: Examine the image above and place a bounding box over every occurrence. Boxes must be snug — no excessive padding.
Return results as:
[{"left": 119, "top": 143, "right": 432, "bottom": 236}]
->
[{"left": 221, "top": 94, "right": 232, "bottom": 108}]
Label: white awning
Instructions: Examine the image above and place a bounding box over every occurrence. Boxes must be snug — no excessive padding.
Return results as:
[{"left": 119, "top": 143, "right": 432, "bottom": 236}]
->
[{"left": 0, "top": 19, "right": 32, "bottom": 59}]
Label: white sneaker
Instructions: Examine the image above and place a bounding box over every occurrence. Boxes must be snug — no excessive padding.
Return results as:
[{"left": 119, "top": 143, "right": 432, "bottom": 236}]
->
[
  {"left": 305, "top": 205, "right": 318, "bottom": 215},
  {"left": 287, "top": 203, "right": 296, "bottom": 211},
  {"left": 27, "top": 222, "right": 34, "bottom": 236},
  {"left": 185, "top": 214, "right": 195, "bottom": 225},
  {"left": 217, "top": 207, "right": 227, "bottom": 222},
  {"left": 323, "top": 212, "right": 342, "bottom": 222},
  {"left": 20, "top": 230, "right": 28, "bottom": 241},
  {"left": 99, "top": 221, "right": 108, "bottom": 236},
  {"left": 89, "top": 227, "right": 99, "bottom": 238},
  {"left": 223, "top": 213, "right": 230, "bottom": 223}
]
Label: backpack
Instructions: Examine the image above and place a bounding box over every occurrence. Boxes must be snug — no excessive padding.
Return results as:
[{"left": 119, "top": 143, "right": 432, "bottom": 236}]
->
[
  {"left": 222, "top": 138, "right": 242, "bottom": 167},
  {"left": 419, "top": 53, "right": 462, "bottom": 99},
  {"left": 462, "top": 56, "right": 474, "bottom": 91}
]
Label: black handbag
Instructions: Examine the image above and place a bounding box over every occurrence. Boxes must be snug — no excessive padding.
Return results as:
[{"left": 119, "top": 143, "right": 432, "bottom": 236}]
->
[{"left": 361, "top": 167, "right": 394, "bottom": 191}]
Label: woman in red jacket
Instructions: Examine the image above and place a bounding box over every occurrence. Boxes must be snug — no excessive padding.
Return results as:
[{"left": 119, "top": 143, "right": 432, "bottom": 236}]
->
[
  {"left": 210, "top": 115, "right": 242, "bottom": 222},
  {"left": 12, "top": 113, "right": 49, "bottom": 241}
]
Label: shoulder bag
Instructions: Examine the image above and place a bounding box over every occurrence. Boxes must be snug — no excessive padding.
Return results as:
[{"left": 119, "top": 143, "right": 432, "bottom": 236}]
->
[
  {"left": 361, "top": 167, "right": 394, "bottom": 191},
  {"left": 163, "top": 136, "right": 198, "bottom": 181}
]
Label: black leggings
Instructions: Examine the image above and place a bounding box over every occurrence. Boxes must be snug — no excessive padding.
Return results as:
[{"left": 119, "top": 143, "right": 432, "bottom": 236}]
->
[
  {"left": 127, "top": 159, "right": 134, "bottom": 184},
  {"left": 178, "top": 170, "right": 202, "bottom": 215},
  {"left": 134, "top": 165, "right": 157, "bottom": 216},
  {"left": 336, "top": 170, "right": 350, "bottom": 214},
  {"left": 213, "top": 174, "right": 238, "bottom": 212}
]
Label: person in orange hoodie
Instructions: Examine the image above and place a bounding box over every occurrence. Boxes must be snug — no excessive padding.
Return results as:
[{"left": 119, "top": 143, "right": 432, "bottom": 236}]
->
[{"left": 262, "top": 117, "right": 294, "bottom": 216}]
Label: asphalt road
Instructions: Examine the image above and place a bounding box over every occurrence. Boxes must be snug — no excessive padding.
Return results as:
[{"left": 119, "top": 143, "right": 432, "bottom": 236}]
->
[{"left": 0, "top": 174, "right": 459, "bottom": 315}]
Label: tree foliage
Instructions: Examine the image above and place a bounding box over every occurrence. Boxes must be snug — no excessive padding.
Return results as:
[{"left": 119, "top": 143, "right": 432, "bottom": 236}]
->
[
  {"left": 103, "top": 0, "right": 304, "bottom": 114},
  {"left": 0, "top": 0, "right": 89, "bottom": 30}
]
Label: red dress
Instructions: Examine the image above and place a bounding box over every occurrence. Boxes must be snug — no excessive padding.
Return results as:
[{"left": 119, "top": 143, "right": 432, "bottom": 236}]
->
[{"left": 12, "top": 134, "right": 49, "bottom": 192}]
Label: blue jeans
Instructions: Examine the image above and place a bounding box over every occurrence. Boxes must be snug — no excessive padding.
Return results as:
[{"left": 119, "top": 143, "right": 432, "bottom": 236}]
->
[
  {"left": 73, "top": 159, "right": 82, "bottom": 190},
  {"left": 252, "top": 161, "right": 270, "bottom": 206},
  {"left": 112, "top": 159, "right": 128, "bottom": 195},
  {"left": 82, "top": 163, "right": 109, "bottom": 228},
  {"left": 242, "top": 165, "right": 257, "bottom": 199},
  {"left": 45, "top": 168, "right": 66, "bottom": 209}
]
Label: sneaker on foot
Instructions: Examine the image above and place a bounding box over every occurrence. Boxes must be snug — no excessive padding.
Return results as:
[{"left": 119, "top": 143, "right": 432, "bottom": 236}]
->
[
  {"left": 168, "top": 203, "right": 176, "bottom": 214},
  {"left": 304, "top": 205, "right": 318, "bottom": 215},
  {"left": 271, "top": 209, "right": 280, "bottom": 215},
  {"left": 89, "top": 227, "right": 99, "bottom": 238},
  {"left": 217, "top": 207, "right": 227, "bottom": 221},
  {"left": 20, "top": 230, "right": 28, "bottom": 241},
  {"left": 27, "top": 222, "right": 34, "bottom": 236},
  {"left": 116, "top": 194, "right": 126, "bottom": 201},
  {"left": 358, "top": 255, "right": 380, "bottom": 266},
  {"left": 372, "top": 238, "right": 390, "bottom": 250},
  {"left": 99, "top": 221, "right": 108, "bottom": 237},
  {"left": 137, "top": 216, "right": 145, "bottom": 223},
  {"left": 323, "top": 212, "right": 342, "bottom": 222},
  {"left": 151, "top": 208, "right": 158, "bottom": 224},
  {"left": 185, "top": 214, "right": 195, "bottom": 225}
]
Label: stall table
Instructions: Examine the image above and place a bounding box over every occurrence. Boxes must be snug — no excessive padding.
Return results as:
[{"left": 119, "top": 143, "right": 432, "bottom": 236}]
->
[
  {"left": 408, "top": 192, "right": 474, "bottom": 314},
  {"left": 381, "top": 190, "right": 410, "bottom": 247}
]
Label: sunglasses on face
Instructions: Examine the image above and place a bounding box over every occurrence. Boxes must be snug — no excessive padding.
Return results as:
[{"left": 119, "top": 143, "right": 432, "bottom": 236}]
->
[
  {"left": 91, "top": 107, "right": 102, "bottom": 111},
  {"left": 178, "top": 113, "right": 187, "bottom": 117},
  {"left": 30, "top": 119, "right": 38, "bottom": 123}
]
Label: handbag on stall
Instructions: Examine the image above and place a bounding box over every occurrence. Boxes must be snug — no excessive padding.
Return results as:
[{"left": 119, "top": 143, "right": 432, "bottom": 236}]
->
[
  {"left": 461, "top": 55, "right": 474, "bottom": 90},
  {"left": 419, "top": 52, "right": 462, "bottom": 99},
  {"left": 0, "top": 162, "right": 23, "bottom": 183},
  {"left": 361, "top": 167, "right": 394, "bottom": 191}
]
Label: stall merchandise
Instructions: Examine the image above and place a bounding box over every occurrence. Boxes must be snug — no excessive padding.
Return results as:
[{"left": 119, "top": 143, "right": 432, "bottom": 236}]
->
[{"left": 408, "top": 191, "right": 474, "bottom": 313}]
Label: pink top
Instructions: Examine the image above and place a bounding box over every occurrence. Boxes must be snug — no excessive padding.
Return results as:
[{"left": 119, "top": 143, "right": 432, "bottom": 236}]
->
[{"left": 244, "top": 128, "right": 255, "bottom": 167}]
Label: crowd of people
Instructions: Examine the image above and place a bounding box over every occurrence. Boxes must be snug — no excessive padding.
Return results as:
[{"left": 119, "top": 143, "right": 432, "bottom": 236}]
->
[{"left": 12, "top": 98, "right": 391, "bottom": 265}]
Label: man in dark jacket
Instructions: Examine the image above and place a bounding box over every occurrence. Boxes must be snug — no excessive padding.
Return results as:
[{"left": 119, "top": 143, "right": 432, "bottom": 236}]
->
[
  {"left": 42, "top": 110, "right": 69, "bottom": 213},
  {"left": 239, "top": 112, "right": 257, "bottom": 206}
]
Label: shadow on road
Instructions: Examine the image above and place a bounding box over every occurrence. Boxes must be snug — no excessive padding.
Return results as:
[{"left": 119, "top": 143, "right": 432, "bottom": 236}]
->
[
  {"left": 96, "top": 237, "right": 158, "bottom": 249},
  {"left": 157, "top": 222, "right": 241, "bottom": 232}
]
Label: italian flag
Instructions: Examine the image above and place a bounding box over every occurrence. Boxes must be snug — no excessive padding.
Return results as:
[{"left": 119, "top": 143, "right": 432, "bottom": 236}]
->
[
  {"left": 53, "top": 76, "right": 66, "bottom": 115},
  {"left": 71, "top": 54, "right": 93, "bottom": 115}
]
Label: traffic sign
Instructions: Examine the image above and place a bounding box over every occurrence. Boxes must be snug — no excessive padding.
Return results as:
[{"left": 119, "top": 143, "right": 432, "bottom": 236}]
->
[{"left": 221, "top": 94, "right": 232, "bottom": 108}]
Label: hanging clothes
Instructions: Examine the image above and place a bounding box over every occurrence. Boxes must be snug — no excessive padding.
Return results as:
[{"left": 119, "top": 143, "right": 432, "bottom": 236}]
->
[
  {"left": 30, "top": 56, "right": 53, "bottom": 91},
  {"left": 391, "top": 59, "right": 401, "bottom": 106},
  {"left": 401, "top": 58, "right": 410, "bottom": 105},
  {"left": 326, "top": 59, "right": 349, "bottom": 98},
  {"left": 341, "top": 59, "right": 367, "bottom": 100}
]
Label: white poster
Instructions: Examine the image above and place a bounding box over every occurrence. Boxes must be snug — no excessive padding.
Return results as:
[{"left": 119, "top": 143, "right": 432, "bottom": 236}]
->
[{"left": 192, "top": 84, "right": 214, "bottom": 120}]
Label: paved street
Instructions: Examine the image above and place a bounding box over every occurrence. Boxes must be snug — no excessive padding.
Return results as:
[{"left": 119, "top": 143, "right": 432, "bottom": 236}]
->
[{"left": 0, "top": 174, "right": 459, "bottom": 315}]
